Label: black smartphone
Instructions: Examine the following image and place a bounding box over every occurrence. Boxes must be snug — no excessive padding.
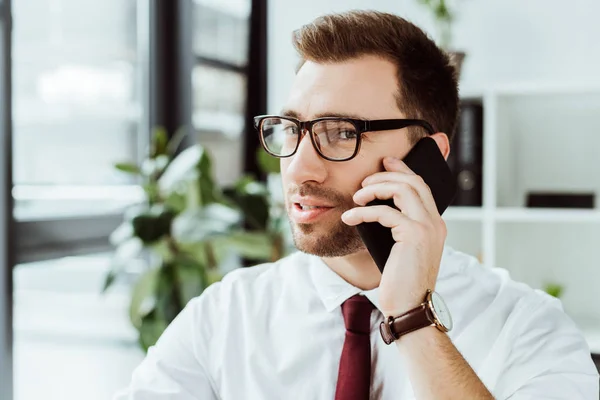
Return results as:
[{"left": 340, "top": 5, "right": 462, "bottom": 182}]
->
[{"left": 355, "top": 136, "right": 457, "bottom": 273}]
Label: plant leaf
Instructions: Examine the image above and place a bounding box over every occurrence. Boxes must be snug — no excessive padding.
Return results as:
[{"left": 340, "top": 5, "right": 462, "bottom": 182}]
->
[
  {"left": 138, "top": 311, "right": 168, "bottom": 351},
  {"left": 167, "top": 126, "right": 190, "bottom": 156},
  {"left": 164, "top": 189, "right": 187, "bottom": 213},
  {"left": 173, "top": 256, "right": 209, "bottom": 306},
  {"left": 129, "top": 267, "right": 160, "bottom": 330},
  {"left": 171, "top": 204, "right": 241, "bottom": 243},
  {"left": 131, "top": 206, "right": 176, "bottom": 244},
  {"left": 256, "top": 147, "right": 280, "bottom": 174},
  {"left": 109, "top": 221, "right": 134, "bottom": 246},
  {"left": 218, "top": 231, "right": 274, "bottom": 261},
  {"left": 197, "top": 148, "right": 219, "bottom": 205},
  {"left": 115, "top": 162, "right": 141, "bottom": 175},
  {"left": 158, "top": 145, "right": 203, "bottom": 193},
  {"left": 113, "top": 237, "right": 144, "bottom": 265},
  {"left": 101, "top": 269, "right": 118, "bottom": 293},
  {"left": 141, "top": 155, "right": 170, "bottom": 177},
  {"left": 152, "top": 127, "right": 169, "bottom": 157},
  {"left": 543, "top": 283, "right": 564, "bottom": 298},
  {"left": 225, "top": 192, "right": 270, "bottom": 231}
]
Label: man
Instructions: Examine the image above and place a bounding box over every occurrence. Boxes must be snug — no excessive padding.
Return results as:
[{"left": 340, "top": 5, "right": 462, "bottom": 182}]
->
[{"left": 115, "top": 10, "right": 599, "bottom": 399}]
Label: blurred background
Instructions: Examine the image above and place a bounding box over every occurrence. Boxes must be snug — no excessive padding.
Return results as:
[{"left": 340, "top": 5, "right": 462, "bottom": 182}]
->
[{"left": 1, "top": 0, "right": 600, "bottom": 399}]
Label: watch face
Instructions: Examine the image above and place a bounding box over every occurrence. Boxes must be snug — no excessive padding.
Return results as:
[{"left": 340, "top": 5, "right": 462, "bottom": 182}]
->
[{"left": 431, "top": 292, "right": 453, "bottom": 331}]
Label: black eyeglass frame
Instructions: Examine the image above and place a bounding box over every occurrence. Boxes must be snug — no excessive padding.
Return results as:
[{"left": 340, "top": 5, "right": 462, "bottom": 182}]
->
[{"left": 253, "top": 115, "right": 436, "bottom": 162}]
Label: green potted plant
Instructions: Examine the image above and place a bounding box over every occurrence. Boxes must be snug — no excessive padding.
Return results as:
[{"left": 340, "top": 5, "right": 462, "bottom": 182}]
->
[
  {"left": 417, "top": 0, "right": 467, "bottom": 78},
  {"left": 543, "top": 282, "right": 564, "bottom": 299},
  {"left": 103, "top": 128, "right": 289, "bottom": 351}
]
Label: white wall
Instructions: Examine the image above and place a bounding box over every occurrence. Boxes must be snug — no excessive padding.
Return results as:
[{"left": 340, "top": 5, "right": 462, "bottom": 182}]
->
[{"left": 268, "top": 0, "right": 600, "bottom": 112}]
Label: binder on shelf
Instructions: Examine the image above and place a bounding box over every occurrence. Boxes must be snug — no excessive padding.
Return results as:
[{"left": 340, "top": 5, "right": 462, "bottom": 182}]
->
[{"left": 448, "top": 100, "right": 484, "bottom": 207}]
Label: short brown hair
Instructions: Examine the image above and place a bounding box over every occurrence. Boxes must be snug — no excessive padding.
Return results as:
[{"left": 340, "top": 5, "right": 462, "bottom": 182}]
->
[{"left": 292, "top": 10, "right": 459, "bottom": 144}]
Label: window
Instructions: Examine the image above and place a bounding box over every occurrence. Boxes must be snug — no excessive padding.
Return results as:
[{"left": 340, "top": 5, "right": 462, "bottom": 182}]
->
[
  {"left": 12, "top": 0, "right": 148, "bottom": 262},
  {"left": 192, "top": 0, "right": 251, "bottom": 186},
  {"left": 10, "top": 2, "right": 150, "bottom": 398},
  {"left": 12, "top": 0, "right": 145, "bottom": 221}
]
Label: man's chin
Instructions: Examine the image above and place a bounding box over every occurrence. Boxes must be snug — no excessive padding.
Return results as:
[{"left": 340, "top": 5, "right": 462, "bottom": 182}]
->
[{"left": 290, "top": 220, "right": 365, "bottom": 258}]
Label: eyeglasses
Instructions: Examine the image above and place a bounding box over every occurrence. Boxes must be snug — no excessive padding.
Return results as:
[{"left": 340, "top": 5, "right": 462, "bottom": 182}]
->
[{"left": 253, "top": 115, "right": 435, "bottom": 162}]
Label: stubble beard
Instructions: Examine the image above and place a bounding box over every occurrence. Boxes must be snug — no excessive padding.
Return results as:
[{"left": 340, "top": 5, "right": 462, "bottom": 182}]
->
[{"left": 288, "top": 208, "right": 366, "bottom": 258}]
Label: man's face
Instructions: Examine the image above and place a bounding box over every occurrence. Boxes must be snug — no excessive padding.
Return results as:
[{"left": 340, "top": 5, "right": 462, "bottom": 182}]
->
[{"left": 280, "top": 55, "right": 414, "bottom": 257}]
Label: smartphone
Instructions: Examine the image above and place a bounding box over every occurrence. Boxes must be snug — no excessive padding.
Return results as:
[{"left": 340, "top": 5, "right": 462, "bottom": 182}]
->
[{"left": 355, "top": 136, "right": 457, "bottom": 273}]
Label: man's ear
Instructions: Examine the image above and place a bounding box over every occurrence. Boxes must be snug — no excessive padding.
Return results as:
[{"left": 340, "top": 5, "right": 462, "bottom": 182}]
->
[{"left": 429, "top": 132, "right": 451, "bottom": 160}]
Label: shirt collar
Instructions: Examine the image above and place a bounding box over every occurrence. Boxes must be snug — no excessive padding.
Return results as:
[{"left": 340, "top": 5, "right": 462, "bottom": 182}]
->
[{"left": 307, "top": 244, "right": 455, "bottom": 313}]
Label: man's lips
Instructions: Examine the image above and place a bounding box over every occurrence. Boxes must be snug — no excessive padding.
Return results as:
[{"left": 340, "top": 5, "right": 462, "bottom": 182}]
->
[
  {"left": 290, "top": 196, "right": 336, "bottom": 208},
  {"left": 289, "top": 197, "right": 336, "bottom": 224}
]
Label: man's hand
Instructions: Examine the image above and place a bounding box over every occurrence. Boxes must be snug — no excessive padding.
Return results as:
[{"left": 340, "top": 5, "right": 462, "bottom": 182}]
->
[
  {"left": 340, "top": 155, "right": 447, "bottom": 316},
  {"left": 341, "top": 156, "right": 495, "bottom": 400}
]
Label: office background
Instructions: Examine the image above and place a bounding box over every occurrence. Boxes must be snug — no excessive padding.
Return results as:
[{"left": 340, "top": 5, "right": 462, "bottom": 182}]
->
[{"left": 1, "top": 1, "right": 600, "bottom": 399}]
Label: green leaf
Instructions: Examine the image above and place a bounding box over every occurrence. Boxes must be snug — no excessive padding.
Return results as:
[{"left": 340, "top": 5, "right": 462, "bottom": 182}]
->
[
  {"left": 138, "top": 311, "right": 168, "bottom": 351},
  {"left": 256, "top": 147, "right": 280, "bottom": 174},
  {"left": 167, "top": 126, "right": 190, "bottom": 156},
  {"left": 150, "top": 237, "right": 176, "bottom": 263},
  {"left": 173, "top": 257, "right": 209, "bottom": 306},
  {"left": 207, "top": 269, "right": 223, "bottom": 286},
  {"left": 109, "top": 221, "right": 134, "bottom": 246},
  {"left": 141, "top": 155, "right": 170, "bottom": 177},
  {"left": 158, "top": 145, "right": 203, "bottom": 193},
  {"left": 152, "top": 127, "right": 169, "bottom": 157},
  {"left": 154, "top": 264, "right": 184, "bottom": 323},
  {"left": 131, "top": 207, "right": 176, "bottom": 244},
  {"left": 176, "top": 241, "right": 209, "bottom": 265},
  {"left": 434, "top": 0, "right": 452, "bottom": 22},
  {"left": 226, "top": 192, "right": 270, "bottom": 231},
  {"left": 186, "top": 178, "right": 201, "bottom": 210},
  {"left": 113, "top": 237, "right": 144, "bottom": 265},
  {"left": 164, "top": 189, "right": 187, "bottom": 213},
  {"left": 543, "top": 283, "right": 564, "bottom": 298},
  {"left": 232, "top": 174, "right": 269, "bottom": 196},
  {"left": 129, "top": 267, "right": 160, "bottom": 330},
  {"left": 171, "top": 204, "right": 241, "bottom": 243},
  {"left": 142, "top": 183, "right": 161, "bottom": 204},
  {"left": 101, "top": 269, "right": 117, "bottom": 293},
  {"left": 115, "top": 162, "right": 141, "bottom": 175},
  {"left": 218, "top": 231, "right": 274, "bottom": 261},
  {"left": 198, "top": 148, "right": 219, "bottom": 205}
]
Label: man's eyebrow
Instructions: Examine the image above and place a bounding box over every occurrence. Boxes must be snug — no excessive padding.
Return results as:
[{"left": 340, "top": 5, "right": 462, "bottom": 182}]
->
[
  {"left": 280, "top": 109, "right": 300, "bottom": 119},
  {"left": 279, "top": 109, "right": 365, "bottom": 120}
]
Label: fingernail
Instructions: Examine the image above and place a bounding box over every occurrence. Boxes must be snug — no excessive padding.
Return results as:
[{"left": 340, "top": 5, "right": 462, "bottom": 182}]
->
[{"left": 385, "top": 156, "right": 399, "bottom": 163}]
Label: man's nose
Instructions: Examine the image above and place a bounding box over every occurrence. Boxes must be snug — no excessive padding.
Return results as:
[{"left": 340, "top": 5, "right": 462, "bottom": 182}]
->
[{"left": 284, "top": 130, "right": 327, "bottom": 184}]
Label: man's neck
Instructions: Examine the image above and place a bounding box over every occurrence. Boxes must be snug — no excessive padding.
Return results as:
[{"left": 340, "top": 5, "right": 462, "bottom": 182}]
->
[{"left": 321, "top": 249, "right": 382, "bottom": 290}]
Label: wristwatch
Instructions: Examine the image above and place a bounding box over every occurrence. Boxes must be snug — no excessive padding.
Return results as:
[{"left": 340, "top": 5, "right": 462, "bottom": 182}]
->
[{"left": 379, "top": 289, "right": 452, "bottom": 345}]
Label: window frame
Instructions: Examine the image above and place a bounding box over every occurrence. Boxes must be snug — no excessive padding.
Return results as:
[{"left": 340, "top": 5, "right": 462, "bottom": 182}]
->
[{"left": 0, "top": 2, "right": 14, "bottom": 399}]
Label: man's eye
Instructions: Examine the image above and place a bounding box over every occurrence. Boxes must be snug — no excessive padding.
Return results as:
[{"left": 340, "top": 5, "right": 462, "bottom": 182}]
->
[
  {"left": 337, "top": 130, "right": 357, "bottom": 140},
  {"left": 283, "top": 125, "right": 298, "bottom": 135}
]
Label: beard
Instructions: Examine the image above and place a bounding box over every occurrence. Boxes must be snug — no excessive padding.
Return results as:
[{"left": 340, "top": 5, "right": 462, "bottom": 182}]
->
[{"left": 286, "top": 183, "right": 366, "bottom": 257}]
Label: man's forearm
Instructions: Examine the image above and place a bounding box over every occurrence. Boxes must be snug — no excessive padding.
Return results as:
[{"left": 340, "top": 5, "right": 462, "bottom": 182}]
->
[{"left": 395, "top": 327, "right": 494, "bottom": 400}]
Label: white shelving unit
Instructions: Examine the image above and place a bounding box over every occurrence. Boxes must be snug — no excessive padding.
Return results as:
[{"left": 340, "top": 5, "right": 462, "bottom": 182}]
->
[{"left": 443, "top": 83, "right": 600, "bottom": 354}]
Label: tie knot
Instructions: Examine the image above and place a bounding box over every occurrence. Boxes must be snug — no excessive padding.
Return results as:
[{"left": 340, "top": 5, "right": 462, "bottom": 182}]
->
[{"left": 341, "top": 294, "right": 374, "bottom": 335}]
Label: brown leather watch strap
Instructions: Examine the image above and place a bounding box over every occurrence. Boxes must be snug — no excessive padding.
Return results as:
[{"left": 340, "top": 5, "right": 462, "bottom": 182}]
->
[{"left": 379, "top": 303, "right": 434, "bottom": 345}]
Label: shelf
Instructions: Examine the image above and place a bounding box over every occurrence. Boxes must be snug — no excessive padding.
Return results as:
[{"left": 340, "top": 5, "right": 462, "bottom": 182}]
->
[
  {"left": 583, "top": 329, "right": 600, "bottom": 355},
  {"left": 443, "top": 206, "right": 484, "bottom": 221},
  {"left": 574, "top": 317, "right": 600, "bottom": 355},
  {"left": 494, "top": 207, "right": 600, "bottom": 223},
  {"left": 459, "top": 82, "right": 600, "bottom": 98}
]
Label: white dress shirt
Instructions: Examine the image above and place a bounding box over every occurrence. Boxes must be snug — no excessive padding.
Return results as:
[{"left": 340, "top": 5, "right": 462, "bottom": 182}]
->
[{"left": 114, "top": 245, "right": 599, "bottom": 399}]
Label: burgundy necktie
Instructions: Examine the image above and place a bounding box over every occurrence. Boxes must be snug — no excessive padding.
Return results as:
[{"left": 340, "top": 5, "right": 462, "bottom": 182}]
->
[{"left": 335, "top": 294, "right": 375, "bottom": 400}]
